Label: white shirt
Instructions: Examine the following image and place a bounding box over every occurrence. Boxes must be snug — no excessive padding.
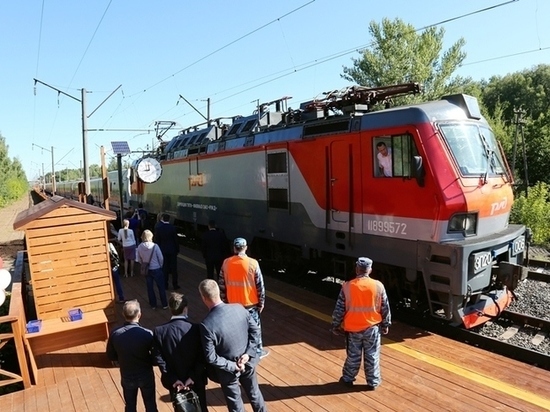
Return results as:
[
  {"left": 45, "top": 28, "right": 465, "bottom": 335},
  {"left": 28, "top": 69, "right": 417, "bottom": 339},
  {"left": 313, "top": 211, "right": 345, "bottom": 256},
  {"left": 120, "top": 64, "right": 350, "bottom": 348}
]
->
[
  {"left": 377, "top": 148, "right": 392, "bottom": 177},
  {"left": 117, "top": 228, "right": 136, "bottom": 247}
]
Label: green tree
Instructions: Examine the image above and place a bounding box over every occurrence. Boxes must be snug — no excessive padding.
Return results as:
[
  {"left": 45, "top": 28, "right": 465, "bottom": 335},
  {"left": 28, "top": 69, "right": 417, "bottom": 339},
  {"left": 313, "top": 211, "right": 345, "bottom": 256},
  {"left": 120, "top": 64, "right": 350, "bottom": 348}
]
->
[
  {"left": 0, "top": 134, "right": 28, "bottom": 207},
  {"left": 480, "top": 64, "right": 550, "bottom": 186},
  {"left": 342, "top": 18, "right": 468, "bottom": 103},
  {"left": 510, "top": 182, "right": 550, "bottom": 245}
]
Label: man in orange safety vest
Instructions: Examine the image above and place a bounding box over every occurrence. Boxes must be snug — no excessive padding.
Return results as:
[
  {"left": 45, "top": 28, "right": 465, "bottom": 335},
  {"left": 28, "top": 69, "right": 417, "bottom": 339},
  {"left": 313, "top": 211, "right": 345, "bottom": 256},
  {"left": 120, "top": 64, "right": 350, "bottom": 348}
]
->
[
  {"left": 331, "top": 257, "right": 391, "bottom": 390},
  {"left": 219, "top": 237, "right": 269, "bottom": 359}
]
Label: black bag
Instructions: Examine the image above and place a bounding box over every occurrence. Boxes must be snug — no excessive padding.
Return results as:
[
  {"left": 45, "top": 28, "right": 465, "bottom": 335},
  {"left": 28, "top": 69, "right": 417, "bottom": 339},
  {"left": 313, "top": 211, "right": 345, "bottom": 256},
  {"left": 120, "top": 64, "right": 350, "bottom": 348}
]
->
[
  {"left": 172, "top": 389, "right": 201, "bottom": 412},
  {"left": 139, "top": 262, "right": 149, "bottom": 275}
]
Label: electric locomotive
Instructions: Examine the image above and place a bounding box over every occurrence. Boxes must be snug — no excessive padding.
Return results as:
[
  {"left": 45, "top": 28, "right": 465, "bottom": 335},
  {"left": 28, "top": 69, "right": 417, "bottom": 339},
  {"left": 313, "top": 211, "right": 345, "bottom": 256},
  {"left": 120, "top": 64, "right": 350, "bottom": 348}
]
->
[{"left": 130, "top": 82, "right": 528, "bottom": 328}]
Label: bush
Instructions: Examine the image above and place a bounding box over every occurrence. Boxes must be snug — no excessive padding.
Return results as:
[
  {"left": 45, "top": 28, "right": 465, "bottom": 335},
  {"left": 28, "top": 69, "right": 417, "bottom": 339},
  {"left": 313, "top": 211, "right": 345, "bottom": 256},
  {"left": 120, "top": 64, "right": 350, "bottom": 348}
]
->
[{"left": 510, "top": 182, "right": 550, "bottom": 246}]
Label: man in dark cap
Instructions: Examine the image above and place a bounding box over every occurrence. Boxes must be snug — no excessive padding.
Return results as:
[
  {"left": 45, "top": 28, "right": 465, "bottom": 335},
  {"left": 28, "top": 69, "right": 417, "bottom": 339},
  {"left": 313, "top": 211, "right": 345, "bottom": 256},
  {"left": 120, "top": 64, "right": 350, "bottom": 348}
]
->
[
  {"left": 331, "top": 257, "right": 391, "bottom": 390},
  {"left": 218, "top": 237, "right": 268, "bottom": 359}
]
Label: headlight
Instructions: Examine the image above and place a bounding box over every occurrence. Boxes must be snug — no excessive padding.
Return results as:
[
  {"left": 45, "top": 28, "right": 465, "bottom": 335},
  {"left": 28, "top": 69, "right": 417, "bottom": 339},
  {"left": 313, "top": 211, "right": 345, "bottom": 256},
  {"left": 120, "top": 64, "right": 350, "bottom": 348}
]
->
[{"left": 448, "top": 213, "right": 477, "bottom": 236}]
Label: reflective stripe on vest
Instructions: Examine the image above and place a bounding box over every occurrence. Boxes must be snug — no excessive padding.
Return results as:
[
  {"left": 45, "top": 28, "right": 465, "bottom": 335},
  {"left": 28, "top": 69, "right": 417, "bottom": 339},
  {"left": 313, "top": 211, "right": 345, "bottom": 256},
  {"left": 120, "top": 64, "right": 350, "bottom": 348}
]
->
[
  {"left": 222, "top": 255, "right": 259, "bottom": 306},
  {"left": 342, "top": 277, "right": 383, "bottom": 332}
]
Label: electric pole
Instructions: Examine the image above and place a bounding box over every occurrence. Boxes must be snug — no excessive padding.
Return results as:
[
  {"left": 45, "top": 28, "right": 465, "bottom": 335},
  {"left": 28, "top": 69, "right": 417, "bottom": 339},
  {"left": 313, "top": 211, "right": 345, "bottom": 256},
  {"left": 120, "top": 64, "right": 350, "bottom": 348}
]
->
[{"left": 34, "top": 78, "right": 121, "bottom": 195}]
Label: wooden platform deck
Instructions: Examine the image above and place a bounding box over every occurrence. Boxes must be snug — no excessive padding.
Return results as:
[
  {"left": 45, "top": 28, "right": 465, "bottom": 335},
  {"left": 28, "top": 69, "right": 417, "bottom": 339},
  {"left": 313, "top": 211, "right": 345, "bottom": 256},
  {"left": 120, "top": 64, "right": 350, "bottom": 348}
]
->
[{"left": 3, "top": 246, "right": 550, "bottom": 411}]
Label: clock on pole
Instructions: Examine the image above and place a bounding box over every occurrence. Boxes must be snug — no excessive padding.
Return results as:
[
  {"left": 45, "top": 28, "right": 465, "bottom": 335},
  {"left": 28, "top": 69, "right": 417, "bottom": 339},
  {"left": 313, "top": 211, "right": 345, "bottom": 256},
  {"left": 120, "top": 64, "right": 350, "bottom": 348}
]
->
[{"left": 136, "top": 157, "right": 163, "bottom": 183}]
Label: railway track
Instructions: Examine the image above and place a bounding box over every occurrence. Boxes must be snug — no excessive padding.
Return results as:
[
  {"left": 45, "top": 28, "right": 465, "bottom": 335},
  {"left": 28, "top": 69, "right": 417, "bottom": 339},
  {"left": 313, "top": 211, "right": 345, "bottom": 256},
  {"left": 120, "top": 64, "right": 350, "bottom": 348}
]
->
[{"left": 427, "top": 259, "right": 550, "bottom": 370}]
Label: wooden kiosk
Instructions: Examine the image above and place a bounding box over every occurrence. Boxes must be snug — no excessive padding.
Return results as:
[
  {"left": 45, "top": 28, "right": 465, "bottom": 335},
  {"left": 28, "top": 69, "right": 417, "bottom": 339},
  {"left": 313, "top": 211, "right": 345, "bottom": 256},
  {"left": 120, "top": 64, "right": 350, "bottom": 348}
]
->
[{"left": 13, "top": 195, "right": 117, "bottom": 383}]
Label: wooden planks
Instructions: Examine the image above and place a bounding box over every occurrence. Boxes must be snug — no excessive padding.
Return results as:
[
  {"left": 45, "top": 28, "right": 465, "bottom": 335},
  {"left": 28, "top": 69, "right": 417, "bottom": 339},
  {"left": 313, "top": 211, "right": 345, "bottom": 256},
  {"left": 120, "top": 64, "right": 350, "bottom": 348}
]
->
[
  {"left": 3, "top": 245, "right": 550, "bottom": 411},
  {"left": 24, "top": 309, "right": 110, "bottom": 384}
]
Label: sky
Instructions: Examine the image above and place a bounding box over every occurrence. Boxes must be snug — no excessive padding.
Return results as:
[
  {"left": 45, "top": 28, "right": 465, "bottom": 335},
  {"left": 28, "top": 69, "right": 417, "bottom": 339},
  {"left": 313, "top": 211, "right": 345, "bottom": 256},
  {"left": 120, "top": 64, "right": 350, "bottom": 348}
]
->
[{"left": 1, "top": 0, "right": 549, "bottom": 182}]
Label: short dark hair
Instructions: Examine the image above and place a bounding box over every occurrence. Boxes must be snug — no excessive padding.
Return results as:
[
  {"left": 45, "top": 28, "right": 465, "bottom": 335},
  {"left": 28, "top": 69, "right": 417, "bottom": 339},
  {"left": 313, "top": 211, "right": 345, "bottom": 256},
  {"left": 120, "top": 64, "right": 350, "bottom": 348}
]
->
[
  {"left": 376, "top": 141, "right": 387, "bottom": 149},
  {"left": 208, "top": 219, "right": 216, "bottom": 227},
  {"left": 138, "top": 202, "right": 144, "bottom": 208},
  {"left": 168, "top": 292, "right": 188, "bottom": 315},
  {"left": 162, "top": 213, "right": 170, "bottom": 222}
]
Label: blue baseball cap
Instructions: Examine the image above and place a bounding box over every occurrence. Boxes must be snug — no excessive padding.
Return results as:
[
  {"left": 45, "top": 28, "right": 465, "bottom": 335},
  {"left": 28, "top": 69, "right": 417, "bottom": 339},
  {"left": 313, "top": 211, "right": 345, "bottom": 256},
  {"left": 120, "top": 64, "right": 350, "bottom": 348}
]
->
[
  {"left": 356, "top": 257, "right": 372, "bottom": 270},
  {"left": 234, "top": 237, "right": 247, "bottom": 248}
]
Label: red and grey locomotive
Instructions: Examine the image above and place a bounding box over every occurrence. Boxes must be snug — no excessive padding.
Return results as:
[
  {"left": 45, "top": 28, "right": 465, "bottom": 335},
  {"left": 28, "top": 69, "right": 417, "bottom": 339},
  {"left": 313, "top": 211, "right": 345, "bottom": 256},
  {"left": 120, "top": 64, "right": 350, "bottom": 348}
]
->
[{"left": 128, "top": 83, "right": 527, "bottom": 328}]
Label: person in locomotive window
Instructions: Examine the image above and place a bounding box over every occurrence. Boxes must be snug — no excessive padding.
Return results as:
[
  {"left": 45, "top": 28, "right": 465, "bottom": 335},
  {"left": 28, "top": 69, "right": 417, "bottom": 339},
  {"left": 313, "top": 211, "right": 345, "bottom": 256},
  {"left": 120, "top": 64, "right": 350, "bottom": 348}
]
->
[
  {"left": 218, "top": 237, "right": 269, "bottom": 359},
  {"left": 118, "top": 219, "right": 137, "bottom": 277},
  {"left": 106, "top": 299, "right": 158, "bottom": 412},
  {"left": 154, "top": 213, "right": 181, "bottom": 291},
  {"left": 376, "top": 141, "right": 393, "bottom": 177},
  {"left": 331, "top": 257, "right": 391, "bottom": 390},
  {"left": 137, "top": 229, "right": 168, "bottom": 310}
]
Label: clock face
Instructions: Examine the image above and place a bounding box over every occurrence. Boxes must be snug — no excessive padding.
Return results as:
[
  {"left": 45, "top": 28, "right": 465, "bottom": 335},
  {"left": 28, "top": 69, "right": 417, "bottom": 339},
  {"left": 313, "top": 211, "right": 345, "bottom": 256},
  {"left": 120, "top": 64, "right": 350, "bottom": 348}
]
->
[{"left": 136, "top": 157, "right": 163, "bottom": 183}]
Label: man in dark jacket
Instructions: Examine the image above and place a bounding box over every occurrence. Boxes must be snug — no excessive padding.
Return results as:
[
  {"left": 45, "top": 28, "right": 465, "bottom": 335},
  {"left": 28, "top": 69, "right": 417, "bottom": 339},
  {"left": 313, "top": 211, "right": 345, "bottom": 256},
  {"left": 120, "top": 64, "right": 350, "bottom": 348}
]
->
[
  {"left": 201, "top": 220, "right": 228, "bottom": 281},
  {"left": 155, "top": 213, "right": 180, "bottom": 290},
  {"left": 199, "top": 279, "right": 266, "bottom": 412},
  {"left": 153, "top": 292, "right": 208, "bottom": 412},
  {"left": 106, "top": 300, "right": 157, "bottom": 412}
]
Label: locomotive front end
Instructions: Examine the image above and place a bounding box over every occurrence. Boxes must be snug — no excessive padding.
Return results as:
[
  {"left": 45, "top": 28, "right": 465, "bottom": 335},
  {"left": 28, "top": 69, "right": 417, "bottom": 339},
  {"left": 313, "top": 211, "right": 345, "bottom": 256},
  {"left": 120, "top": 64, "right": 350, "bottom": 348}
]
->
[{"left": 424, "top": 94, "right": 529, "bottom": 328}]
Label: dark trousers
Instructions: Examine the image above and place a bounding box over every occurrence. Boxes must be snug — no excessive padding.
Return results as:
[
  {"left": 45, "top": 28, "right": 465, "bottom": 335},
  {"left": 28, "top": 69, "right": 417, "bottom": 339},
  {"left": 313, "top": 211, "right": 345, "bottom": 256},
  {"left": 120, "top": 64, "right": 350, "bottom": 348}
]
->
[
  {"left": 205, "top": 257, "right": 223, "bottom": 281},
  {"left": 146, "top": 268, "right": 168, "bottom": 308},
  {"left": 219, "top": 363, "right": 266, "bottom": 412},
  {"left": 121, "top": 371, "right": 157, "bottom": 412},
  {"left": 162, "top": 251, "right": 179, "bottom": 288},
  {"left": 112, "top": 267, "right": 125, "bottom": 301},
  {"left": 248, "top": 307, "right": 263, "bottom": 353}
]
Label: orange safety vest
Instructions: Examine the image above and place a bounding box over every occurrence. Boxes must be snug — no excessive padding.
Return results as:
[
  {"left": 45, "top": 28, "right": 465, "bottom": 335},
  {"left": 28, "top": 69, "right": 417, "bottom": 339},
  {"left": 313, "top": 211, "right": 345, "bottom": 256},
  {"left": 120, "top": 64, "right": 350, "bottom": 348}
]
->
[
  {"left": 342, "top": 277, "right": 384, "bottom": 332},
  {"left": 222, "top": 255, "right": 259, "bottom": 306}
]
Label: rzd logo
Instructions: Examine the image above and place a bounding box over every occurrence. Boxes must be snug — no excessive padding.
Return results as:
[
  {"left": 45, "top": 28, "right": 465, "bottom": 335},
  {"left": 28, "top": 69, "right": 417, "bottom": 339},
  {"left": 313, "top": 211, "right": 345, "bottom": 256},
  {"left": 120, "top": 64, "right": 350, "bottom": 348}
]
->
[{"left": 490, "top": 197, "right": 507, "bottom": 215}]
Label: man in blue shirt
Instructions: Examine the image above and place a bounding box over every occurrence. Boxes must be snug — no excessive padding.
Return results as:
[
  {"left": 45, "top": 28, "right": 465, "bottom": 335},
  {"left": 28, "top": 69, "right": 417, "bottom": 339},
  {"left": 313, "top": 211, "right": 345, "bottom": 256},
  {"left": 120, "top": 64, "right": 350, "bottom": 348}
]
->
[{"left": 106, "top": 300, "right": 158, "bottom": 412}]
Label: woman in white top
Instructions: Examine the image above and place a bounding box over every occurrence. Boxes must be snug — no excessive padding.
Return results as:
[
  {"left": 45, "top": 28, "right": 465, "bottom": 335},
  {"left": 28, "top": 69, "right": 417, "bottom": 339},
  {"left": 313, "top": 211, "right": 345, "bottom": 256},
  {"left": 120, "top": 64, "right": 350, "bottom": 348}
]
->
[
  {"left": 137, "top": 229, "right": 167, "bottom": 309},
  {"left": 117, "top": 219, "right": 137, "bottom": 277}
]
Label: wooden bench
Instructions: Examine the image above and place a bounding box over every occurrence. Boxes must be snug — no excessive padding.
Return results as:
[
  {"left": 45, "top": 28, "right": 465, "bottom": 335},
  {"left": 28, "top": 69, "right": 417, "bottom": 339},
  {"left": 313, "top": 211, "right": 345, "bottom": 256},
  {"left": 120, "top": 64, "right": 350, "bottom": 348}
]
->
[{"left": 24, "top": 309, "right": 109, "bottom": 384}]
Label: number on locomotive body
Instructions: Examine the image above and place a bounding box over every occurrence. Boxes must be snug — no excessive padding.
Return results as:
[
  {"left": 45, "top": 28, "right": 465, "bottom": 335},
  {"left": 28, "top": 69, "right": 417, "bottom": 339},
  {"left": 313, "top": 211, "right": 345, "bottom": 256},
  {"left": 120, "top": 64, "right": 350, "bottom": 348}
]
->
[
  {"left": 511, "top": 236, "right": 525, "bottom": 256},
  {"left": 473, "top": 252, "right": 492, "bottom": 272}
]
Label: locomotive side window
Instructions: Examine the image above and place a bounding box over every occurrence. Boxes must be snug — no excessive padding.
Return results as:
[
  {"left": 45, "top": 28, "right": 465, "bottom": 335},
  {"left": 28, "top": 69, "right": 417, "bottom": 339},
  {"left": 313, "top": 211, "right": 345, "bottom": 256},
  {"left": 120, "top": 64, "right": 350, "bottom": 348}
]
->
[
  {"left": 373, "top": 133, "right": 417, "bottom": 178},
  {"left": 267, "top": 151, "right": 289, "bottom": 210},
  {"left": 268, "top": 188, "right": 288, "bottom": 209},
  {"left": 267, "top": 152, "right": 287, "bottom": 173}
]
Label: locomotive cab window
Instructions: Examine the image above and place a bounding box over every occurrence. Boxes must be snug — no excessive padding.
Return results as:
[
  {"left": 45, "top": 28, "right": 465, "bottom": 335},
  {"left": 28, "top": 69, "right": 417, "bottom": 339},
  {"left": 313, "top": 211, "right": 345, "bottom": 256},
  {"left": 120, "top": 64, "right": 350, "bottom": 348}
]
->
[
  {"left": 373, "top": 133, "right": 418, "bottom": 178},
  {"left": 439, "top": 123, "right": 507, "bottom": 177}
]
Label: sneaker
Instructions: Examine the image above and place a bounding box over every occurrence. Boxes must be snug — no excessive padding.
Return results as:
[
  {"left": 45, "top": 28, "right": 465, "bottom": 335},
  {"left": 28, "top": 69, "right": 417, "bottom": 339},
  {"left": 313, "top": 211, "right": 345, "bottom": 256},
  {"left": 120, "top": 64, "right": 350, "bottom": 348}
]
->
[
  {"left": 151, "top": 307, "right": 157, "bottom": 310},
  {"left": 259, "top": 349, "right": 270, "bottom": 359},
  {"left": 162, "top": 306, "right": 168, "bottom": 310},
  {"left": 365, "top": 385, "right": 376, "bottom": 391},
  {"left": 338, "top": 377, "right": 353, "bottom": 388}
]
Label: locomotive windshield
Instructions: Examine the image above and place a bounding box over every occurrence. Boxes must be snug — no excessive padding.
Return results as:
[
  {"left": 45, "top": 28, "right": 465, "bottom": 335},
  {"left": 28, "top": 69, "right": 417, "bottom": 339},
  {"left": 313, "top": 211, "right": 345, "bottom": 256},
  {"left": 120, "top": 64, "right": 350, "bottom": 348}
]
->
[{"left": 439, "top": 123, "right": 507, "bottom": 177}]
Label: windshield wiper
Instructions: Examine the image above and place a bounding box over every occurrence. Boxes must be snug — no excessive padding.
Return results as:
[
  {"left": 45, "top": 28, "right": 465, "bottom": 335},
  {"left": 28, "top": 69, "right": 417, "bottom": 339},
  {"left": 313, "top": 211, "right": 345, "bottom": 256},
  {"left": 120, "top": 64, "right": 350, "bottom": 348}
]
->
[{"left": 478, "top": 131, "right": 494, "bottom": 184}]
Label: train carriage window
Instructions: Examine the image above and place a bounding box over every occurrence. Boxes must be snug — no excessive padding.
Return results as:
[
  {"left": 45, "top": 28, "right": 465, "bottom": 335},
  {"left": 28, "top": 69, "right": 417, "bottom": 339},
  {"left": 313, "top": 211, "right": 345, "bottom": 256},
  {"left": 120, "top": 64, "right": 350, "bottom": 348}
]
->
[{"left": 373, "top": 133, "right": 418, "bottom": 178}]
